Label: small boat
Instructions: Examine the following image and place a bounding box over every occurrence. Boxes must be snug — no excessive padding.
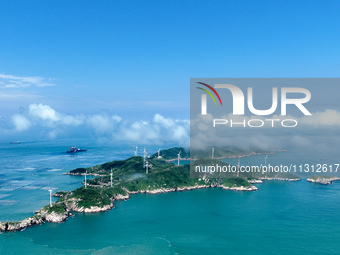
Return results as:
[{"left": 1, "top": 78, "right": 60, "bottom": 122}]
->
[
  {"left": 10, "top": 141, "right": 21, "bottom": 144},
  {"left": 66, "top": 147, "right": 87, "bottom": 153}
]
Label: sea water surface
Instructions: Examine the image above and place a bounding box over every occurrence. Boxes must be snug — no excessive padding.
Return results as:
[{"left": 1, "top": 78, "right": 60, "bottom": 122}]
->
[{"left": 1, "top": 140, "right": 340, "bottom": 254}]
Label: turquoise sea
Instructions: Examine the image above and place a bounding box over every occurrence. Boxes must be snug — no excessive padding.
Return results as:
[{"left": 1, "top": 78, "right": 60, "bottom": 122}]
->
[{"left": 1, "top": 140, "right": 340, "bottom": 254}]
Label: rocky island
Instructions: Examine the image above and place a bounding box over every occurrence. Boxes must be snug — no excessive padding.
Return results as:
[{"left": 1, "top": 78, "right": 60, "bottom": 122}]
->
[
  {"left": 307, "top": 175, "right": 340, "bottom": 185},
  {"left": 0, "top": 147, "right": 299, "bottom": 233}
]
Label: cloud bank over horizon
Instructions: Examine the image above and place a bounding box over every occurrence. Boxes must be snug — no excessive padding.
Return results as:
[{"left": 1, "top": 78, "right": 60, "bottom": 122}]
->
[
  {"left": 1, "top": 103, "right": 190, "bottom": 146},
  {"left": 2, "top": 103, "right": 340, "bottom": 151}
]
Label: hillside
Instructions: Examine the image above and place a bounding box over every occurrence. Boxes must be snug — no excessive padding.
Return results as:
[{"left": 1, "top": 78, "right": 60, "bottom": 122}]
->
[
  {"left": 148, "top": 146, "right": 272, "bottom": 161},
  {"left": 149, "top": 147, "right": 190, "bottom": 160}
]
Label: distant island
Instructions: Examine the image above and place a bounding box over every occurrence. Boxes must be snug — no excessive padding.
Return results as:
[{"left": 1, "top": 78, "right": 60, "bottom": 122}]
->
[
  {"left": 307, "top": 175, "right": 340, "bottom": 185},
  {"left": 0, "top": 147, "right": 299, "bottom": 233}
]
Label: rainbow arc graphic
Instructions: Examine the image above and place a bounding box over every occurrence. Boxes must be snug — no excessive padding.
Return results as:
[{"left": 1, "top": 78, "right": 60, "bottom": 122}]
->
[{"left": 196, "top": 82, "right": 222, "bottom": 106}]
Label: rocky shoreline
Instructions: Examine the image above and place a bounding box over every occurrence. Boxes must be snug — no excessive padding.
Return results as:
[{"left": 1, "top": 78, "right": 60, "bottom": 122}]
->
[
  {"left": 307, "top": 176, "right": 340, "bottom": 185},
  {"left": 0, "top": 207, "right": 69, "bottom": 232},
  {"left": 0, "top": 183, "right": 258, "bottom": 233},
  {"left": 0, "top": 176, "right": 303, "bottom": 233},
  {"left": 221, "top": 185, "right": 258, "bottom": 191},
  {"left": 248, "top": 179, "right": 263, "bottom": 184},
  {"left": 0, "top": 199, "right": 117, "bottom": 233},
  {"left": 62, "top": 172, "right": 103, "bottom": 177},
  {"left": 259, "top": 177, "right": 301, "bottom": 182},
  {"left": 124, "top": 183, "right": 258, "bottom": 195}
]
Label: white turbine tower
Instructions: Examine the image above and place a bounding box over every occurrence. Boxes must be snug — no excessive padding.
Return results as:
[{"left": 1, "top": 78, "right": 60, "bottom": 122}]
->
[
  {"left": 84, "top": 169, "right": 87, "bottom": 189},
  {"left": 158, "top": 148, "right": 161, "bottom": 159},
  {"left": 177, "top": 151, "right": 181, "bottom": 166},
  {"left": 146, "top": 161, "right": 149, "bottom": 174},
  {"left": 110, "top": 168, "right": 113, "bottom": 187},
  {"left": 212, "top": 147, "right": 214, "bottom": 159},
  {"left": 143, "top": 147, "right": 147, "bottom": 168},
  {"left": 48, "top": 188, "right": 53, "bottom": 207}
]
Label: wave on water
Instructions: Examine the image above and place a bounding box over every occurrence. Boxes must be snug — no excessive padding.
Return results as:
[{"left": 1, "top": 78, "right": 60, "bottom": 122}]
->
[
  {"left": 16, "top": 167, "right": 36, "bottom": 172},
  {"left": 21, "top": 186, "right": 41, "bottom": 190},
  {"left": 41, "top": 186, "right": 58, "bottom": 191},
  {"left": 0, "top": 200, "right": 18, "bottom": 206},
  {"left": 0, "top": 180, "right": 37, "bottom": 191},
  {"left": 10, "top": 180, "right": 34, "bottom": 186},
  {"left": 157, "top": 237, "right": 179, "bottom": 255},
  {"left": 47, "top": 169, "right": 63, "bottom": 172},
  {"left": 0, "top": 188, "right": 15, "bottom": 192}
]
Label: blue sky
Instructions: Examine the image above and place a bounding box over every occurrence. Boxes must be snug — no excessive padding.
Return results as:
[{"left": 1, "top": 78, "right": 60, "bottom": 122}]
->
[{"left": 0, "top": 0, "right": 339, "bottom": 143}]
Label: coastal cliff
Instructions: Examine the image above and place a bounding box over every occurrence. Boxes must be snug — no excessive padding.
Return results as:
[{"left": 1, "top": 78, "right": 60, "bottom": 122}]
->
[
  {"left": 221, "top": 185, "right": 258, "bottom": 191},
  {"left": 0, "top": 194, "right": 118, "bottom": 232},
  {"left": 0, "top": 208, "right": 68, "bottom": 232}
]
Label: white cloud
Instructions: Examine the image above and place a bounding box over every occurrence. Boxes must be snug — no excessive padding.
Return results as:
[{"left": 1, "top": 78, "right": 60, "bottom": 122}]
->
[
  {"left": 9, "top": 104, "right": 340, "bottom": 148},
  {"left": 11, "top": 114, "right": 31, "bottom": 131},
  {"left": 120, "top": 120, "right": 159, "bottom": 143},
  {"left": 117, "top": 115, "right": 189, "bottom": 145},
  {"left": 153, "top": 114, "right": 174, "bottom": 128},
  {"left": 29, "top": 104, "right": 59, "bottom": 121},
  {"left": 300, "top": 109, "right": 340, "bottom": 126},
  {"left": 86, "top": 115, "right": 119, "bottom": 134},
  {"left": 2, "top": 103, "right": 189, "bottom": 145},
  {"left": 112, "top": 115, "right": 122, "bottom": 122},
  {"left": 0, "top": 74, "right": 55, "bottom": 88},
  {"left": 28, "top": 103, "right": 84, "bottom": 126}
]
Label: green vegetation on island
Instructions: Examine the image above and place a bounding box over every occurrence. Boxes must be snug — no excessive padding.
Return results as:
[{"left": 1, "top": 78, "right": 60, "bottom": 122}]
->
[
  {"left": 190, "top": 147, "right": 271, "bottom": 160},
  {"left": 58, "top": 151, "right": 300, "bottom": 210},
  {"left": 46, "top": 203, "right": 67, "bottom": 214},
  {"left": 223, "top": 178, "right": 252, "bottom": 188},
  {"left": 148, "top": 146, "right": 272, "bottom": 161},
  {"left": 149, "top": 147, "right": 190, "bottom": 160}
]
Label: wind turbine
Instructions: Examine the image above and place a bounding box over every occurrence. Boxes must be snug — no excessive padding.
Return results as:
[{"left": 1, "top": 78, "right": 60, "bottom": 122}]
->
[
  {"left": 177, "top": 150, "right": 181, "bottom": 166},
  {"left": 212, "top": 147, "right": 214, "bottom": 159},
  {"left": 146, "top": 161, "right": 149, "bottom": 174},
  {"left": 48, "top": 187, "right": 53, "bottom": 207},
  {"left": 143, "top": 147, "right": 147, "bottom": 168},
  {"left": 158, "top": 148, "right": 161, "bottom": 159},
  {"left": 84, "top": 169, "right": 87, "bottom": 189},
  {"left": 134, "top": 145, "right": 138, "bottom": 156},
  {"left": 110, "top": 168, "right": 113, "bottom": 187}
]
